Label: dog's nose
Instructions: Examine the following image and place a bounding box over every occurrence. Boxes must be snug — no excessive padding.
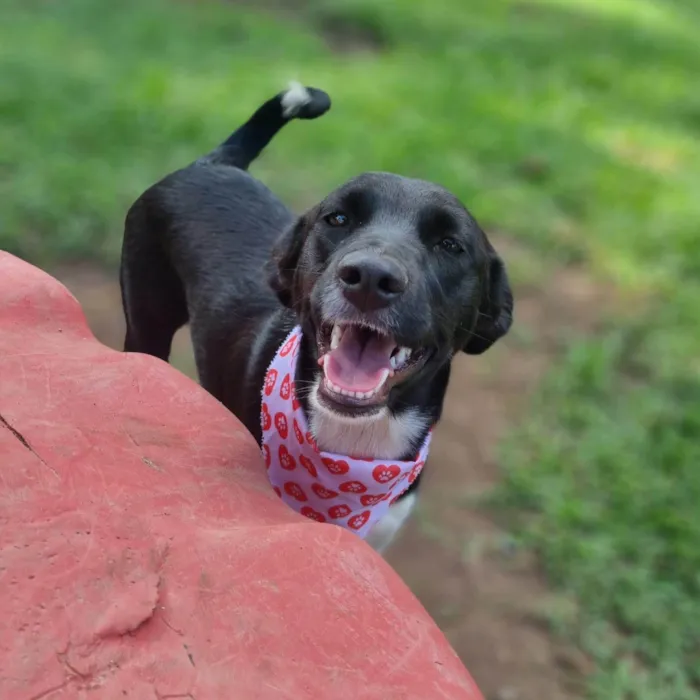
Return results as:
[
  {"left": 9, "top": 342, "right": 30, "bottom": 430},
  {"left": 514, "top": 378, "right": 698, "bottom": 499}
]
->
[{"left": 337, "top": 253, "right": 407, "bottom": 312}]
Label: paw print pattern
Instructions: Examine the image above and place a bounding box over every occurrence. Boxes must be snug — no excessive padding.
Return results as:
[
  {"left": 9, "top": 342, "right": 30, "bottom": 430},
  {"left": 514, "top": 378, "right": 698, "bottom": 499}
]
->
[
  {"left": 274, "top": 412, "right": 288, "bottom": 439},
  {"left": 279, "top": 445, "right": 296, "bottom": 471},
  {"left": 372, "top": 464, "right": 401, "bottom": 484},
  {"left": 322, "top": 457, "right": 350, "bottom": 476},
  {"left": 339, "top": 480, "right": 367, "bottom": 494},
  {"left": 299, "top": 455, "right": 318, "bottom": 477},
  {"left": 264, "top": 369, "right": 278, "bottom": 396},
  {"left": 311, "top": 483, "right": 338, "bottom": 499},
  {"left": 284, "top": 482, "right": 307, "bottom": 502},
  {"left": 408, "top": 460, "right": 425, "bottom": 484},
  {"left": 279, "top": 333, "right": 298, "bottom": 357},
  {"left": 293, "top": 418, "right": 304, "bottom": 445},
  {"left": 360, "top": 494, "right": 383, "bottom": 506},
  {"left": 300, "top": 506, "right": 326, "bottom": 523},
  {"left": 261, "top": 403, "right": 272, "bottom": 432},
  {"left": 280, "top": 373, "right": 291, "bottom": 400},
  {"left": 328, "top": 504, "right": 352, "bottom": 519},
  {"left": 347, "top": 511, "right": 371, "bottom": 530}
]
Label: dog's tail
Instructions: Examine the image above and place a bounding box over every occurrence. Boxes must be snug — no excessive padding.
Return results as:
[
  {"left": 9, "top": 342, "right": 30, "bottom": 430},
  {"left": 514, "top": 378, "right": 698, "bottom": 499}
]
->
[{"left": 212, "top": 83, "right": 331, "bottom": 170}]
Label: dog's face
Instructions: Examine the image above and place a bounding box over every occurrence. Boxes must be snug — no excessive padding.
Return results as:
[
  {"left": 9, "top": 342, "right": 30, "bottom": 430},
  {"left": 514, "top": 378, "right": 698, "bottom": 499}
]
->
[{"left": 269, "top": 172, "right": 513, "bottom": 419}]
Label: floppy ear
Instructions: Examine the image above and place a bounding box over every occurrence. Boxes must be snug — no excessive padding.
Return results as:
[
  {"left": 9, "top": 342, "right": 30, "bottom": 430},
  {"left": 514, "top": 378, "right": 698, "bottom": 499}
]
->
[
  {"left": 462, "top": 245, "right": 513, "bottom": 355},
  {"left": 267, "top": 209, "right": 316, "bottom": 308}
]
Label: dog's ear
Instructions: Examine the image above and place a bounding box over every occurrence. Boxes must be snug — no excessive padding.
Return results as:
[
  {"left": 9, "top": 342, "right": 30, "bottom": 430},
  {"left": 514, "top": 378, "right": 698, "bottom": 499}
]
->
[
  {"left": 462, "top": 243, "right": 513, "bottom": 355},
  {"left": 267, "top": 208, "right": 316, "bottom": 308}
]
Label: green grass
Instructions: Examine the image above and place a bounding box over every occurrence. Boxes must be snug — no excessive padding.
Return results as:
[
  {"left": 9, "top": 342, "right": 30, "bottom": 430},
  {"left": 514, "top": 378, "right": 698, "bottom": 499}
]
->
[
  {"left": 2, "top": 0, "right": 700, "bottom": 697},
  {"left": 496, "top": 323, "right": 700, "bottom": 698},
  {"left": 3, "top": 0, "right": 700, "bottom": 277}
]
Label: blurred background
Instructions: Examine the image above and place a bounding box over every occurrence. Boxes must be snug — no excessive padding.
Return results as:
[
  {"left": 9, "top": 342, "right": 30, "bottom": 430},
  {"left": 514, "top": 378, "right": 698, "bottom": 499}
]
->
[{"left": 2, "top": 0, "right": 699, "bottom": 698}]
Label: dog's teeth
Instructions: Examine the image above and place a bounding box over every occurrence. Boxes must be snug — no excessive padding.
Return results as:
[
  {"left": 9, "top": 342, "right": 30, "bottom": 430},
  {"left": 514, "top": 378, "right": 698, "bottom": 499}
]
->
[
  {"left": 330, "top": 324, "right": 343, "bottom": 351},
  {"left": 322, "top": 372, "right": 389, "bottom": 401}
]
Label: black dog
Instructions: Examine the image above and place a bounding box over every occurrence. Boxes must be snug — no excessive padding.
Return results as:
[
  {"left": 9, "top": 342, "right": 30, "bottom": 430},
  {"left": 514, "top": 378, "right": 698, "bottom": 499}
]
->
[{"left": 120, "top": 84, "right": 513, "bottom": 551}]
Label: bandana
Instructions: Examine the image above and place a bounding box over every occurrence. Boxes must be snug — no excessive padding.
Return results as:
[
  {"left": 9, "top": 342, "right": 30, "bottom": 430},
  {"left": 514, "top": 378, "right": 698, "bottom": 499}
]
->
[{"left": 261, "top": 327, "right": 431, "bottom": 539}]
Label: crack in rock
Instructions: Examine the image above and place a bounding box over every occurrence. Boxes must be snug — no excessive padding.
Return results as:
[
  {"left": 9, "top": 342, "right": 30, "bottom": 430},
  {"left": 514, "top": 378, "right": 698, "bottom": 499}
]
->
[{"left": 0, "top": 411, "right": 59, "bottom": 477}]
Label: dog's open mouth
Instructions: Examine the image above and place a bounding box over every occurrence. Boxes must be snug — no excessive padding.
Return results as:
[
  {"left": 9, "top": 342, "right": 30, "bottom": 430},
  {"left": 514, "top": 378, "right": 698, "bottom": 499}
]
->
[{"left": 316, "top": 322, "right": 426, "bottom": 412}]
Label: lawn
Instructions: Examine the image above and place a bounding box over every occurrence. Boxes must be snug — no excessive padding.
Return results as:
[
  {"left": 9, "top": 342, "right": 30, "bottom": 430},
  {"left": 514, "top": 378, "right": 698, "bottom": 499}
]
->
[{"left": 2, "top": 0, "right": 699, "bottom": 697}]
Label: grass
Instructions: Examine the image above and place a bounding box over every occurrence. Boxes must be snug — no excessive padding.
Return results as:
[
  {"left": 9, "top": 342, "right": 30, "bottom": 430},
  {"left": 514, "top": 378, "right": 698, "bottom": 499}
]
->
[
  {"left": 496, "top": 325, "right": 700, "bottom": 698},
  {"left": 2, "top": 0, "right": 699, "bottom": 697}
]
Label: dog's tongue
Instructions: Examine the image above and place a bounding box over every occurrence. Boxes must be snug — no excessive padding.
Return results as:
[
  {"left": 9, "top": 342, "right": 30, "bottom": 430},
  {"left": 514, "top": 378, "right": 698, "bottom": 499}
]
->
[{"left": 324, "top": 327, "right": 396, "bottom": 393}]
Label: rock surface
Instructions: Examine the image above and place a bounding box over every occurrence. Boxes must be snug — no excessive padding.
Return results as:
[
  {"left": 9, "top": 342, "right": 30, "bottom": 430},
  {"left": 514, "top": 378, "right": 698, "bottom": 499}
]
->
[{"left": 0, "top": 252, "right": 482, "bottom": 700}]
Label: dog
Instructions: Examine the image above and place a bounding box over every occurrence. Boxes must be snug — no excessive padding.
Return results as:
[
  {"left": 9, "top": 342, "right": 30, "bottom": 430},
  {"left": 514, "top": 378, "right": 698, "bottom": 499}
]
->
[{"left": 120, "top": 83, "right": 513, "bottom": 553}]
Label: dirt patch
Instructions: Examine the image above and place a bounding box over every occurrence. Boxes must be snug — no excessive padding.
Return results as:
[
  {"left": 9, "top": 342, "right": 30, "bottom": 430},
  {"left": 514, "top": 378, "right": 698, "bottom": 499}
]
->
[{"left": 51, "top": 241, "right": 608, "bottom": 700}]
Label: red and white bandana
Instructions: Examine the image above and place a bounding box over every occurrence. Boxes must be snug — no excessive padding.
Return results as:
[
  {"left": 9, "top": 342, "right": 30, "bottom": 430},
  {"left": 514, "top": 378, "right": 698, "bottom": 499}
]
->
[{"left": 261, "top": 327, "right": 431, "bottom": 539}]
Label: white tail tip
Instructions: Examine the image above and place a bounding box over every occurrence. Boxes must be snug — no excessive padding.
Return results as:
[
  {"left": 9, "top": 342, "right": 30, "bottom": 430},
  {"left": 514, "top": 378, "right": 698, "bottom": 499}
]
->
[{"left": 281, "top": 81, "right": 312, "bottom": 118}]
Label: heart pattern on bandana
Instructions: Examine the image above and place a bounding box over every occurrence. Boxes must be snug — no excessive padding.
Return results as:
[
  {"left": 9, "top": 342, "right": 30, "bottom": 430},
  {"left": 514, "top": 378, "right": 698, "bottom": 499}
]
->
[
  {"left": 322, "top": 457, "right": 350, "bottom": 476},
  {"left": 278, "top": 444, "right": 296, "bottom": 471},
  {"left": 261, "top": 327, "right": 432, "bottom": 539},
  {"left": 264, "top": 369, "right": 278, "bottom": 396},
  {"left": 262, "top": 403, "right": 272, "bottom": 432},
  {"left": 300, "top": 455, "right": 318, "bottom": 477},
  {"left": 301, "top": 506, "right": 326, "bottom": 523},
  {"left": 311, "top": 483, "right": 338, "bottom": 499}
]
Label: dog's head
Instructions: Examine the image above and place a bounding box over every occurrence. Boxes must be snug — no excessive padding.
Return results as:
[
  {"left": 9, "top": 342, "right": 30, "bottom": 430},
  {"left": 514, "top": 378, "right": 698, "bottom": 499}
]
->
[{"left": 268, "top": 172, "right": 513, "bottom": 418}]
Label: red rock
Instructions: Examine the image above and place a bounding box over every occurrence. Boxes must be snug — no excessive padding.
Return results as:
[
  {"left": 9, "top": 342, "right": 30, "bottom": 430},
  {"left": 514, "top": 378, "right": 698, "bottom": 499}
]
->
[{"left": 0, "top": 252, "right": 482, "bottom": 700}]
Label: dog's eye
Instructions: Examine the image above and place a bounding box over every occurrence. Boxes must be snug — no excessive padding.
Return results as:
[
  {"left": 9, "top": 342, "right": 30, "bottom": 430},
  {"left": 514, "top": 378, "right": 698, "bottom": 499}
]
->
[
  {"left": 436, "top": 237, "right": 463, "bottom": 253},
  {"left": 325, "top": 212, "right": 349, "bottom": 227}
]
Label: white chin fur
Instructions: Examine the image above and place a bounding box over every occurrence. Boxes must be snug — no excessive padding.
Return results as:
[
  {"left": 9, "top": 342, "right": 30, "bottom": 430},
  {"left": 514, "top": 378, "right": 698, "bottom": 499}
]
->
[
  {"left": 281, "top": 81, "right": 311, "bottom": 118},
  {"left": 307, "top": 377, "right": 428, "bottom": 460}
]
